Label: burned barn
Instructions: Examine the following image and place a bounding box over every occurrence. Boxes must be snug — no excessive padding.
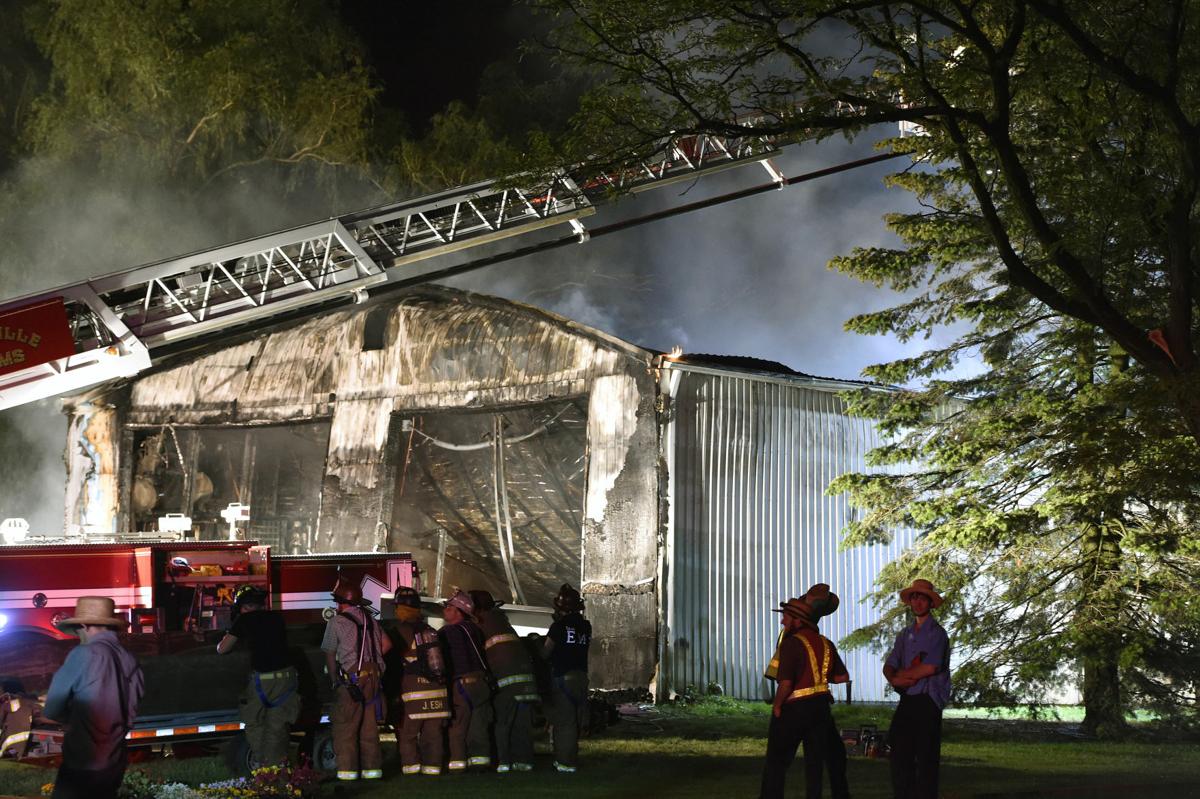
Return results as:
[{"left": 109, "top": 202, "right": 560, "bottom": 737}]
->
[{"left": 62, "top": 286, "right": 912, "bottom": 700}]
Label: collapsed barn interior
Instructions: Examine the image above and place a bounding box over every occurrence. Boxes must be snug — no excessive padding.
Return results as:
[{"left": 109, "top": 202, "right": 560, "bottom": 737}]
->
[{"left": 64, "top": 286, "right": 659, "bottom": 690}]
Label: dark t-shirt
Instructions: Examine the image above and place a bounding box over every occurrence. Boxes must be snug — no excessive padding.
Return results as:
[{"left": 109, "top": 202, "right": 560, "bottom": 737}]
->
[
  {"left": 548, "top": 612, "right": 591, "bottom": 676},
  {"left": 230, "top": 609, "right": 291, "bottom": 672}
]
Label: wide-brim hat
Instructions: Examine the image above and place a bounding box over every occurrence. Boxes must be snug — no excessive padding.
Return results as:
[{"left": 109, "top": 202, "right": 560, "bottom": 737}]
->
[
  {"left": 899, "top": 578, "right": 943, "bottom": 608},
  {"left": 773, "top": 597, "right": 819, "bottom": 627},
  {"left": 804, "top": 583, "right": 840, "bottom": 617},
  {"left": 55, "top": 596, "right": 127, "bottom": 630},
  {"left": 330, "top": 576, "right": 371, "bottom": 607}
]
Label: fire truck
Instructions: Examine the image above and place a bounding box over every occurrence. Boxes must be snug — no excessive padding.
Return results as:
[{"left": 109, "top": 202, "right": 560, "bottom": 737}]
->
[{"left": 0, "top": 538, "right": 417, "bottom": 770}]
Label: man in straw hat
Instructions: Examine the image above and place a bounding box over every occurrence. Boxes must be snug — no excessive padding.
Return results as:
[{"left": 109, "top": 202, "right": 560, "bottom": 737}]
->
[
  {"left": 470, "top": 588, "right": 539, "bottom": 773},
  {"left": 43, "top": 596, "right": 144, "bottom": 799},
  {"left": 883, "top": 578, "right": 951, "bottom": 799},
  {"left": 760, "top": 585, "right": 849, "bottom": 799},
  {"left": 321, "top": 575, "right": 391, "bottom": 782},
  {"left": 438, "top": 588, "right": 494, "bottom": 772}
]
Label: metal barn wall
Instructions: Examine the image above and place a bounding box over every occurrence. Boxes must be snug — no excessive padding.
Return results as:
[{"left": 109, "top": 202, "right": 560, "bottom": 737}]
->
[{"left": 663, "top": 366, "right": 914, "bottom": 702}]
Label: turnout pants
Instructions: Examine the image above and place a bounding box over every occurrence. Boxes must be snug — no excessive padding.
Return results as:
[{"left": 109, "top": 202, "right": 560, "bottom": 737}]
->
[
  {"left": 331, "top": 670, "right": 383, "bottom": 780},
  {"left": 448, "top": 673, "right": 494, "bottom": 770},
  {"left": 759, "top": 696, "right": 833, "bottom": 799},
  {"left": 548, "top": 671, "right": 588, "bottom": 767},
  {"left": 240, "top": 667, "right": 301, "bottom": 766},
  {"left": 493, "top": 683, "right": 536, "bottom": 767},
  {"left": 889, "top": 693, "right": 942, "bottom": 799},
  {"left": 398, "top": 672, "right": 448, "bottom": 775}
]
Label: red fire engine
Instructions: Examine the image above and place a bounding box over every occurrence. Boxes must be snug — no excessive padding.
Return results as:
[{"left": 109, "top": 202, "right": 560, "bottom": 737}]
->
[{"left": 0, "top": 538, "right": 417, "bottom": 769}]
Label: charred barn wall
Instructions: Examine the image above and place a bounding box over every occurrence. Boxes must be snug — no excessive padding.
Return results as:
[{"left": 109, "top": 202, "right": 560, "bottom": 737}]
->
[{"left": 63, "top": 287, "right": 660, "bottom": 691}]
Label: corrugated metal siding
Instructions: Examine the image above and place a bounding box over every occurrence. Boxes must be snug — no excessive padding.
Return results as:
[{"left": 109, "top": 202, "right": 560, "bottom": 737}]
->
[{"left": 666, "top": 369, "right": 914, "bottom": 702}]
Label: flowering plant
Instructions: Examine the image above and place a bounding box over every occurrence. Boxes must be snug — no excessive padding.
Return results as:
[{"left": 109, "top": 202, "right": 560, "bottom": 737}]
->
[{"left": 198, "top": 762, "right": 322, "bottom": 799}]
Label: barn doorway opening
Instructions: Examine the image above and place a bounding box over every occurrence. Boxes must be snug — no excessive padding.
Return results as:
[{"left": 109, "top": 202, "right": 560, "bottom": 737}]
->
[
  {"left": 129, "top": 423, "right": 330, "bottom": 551},
  {"left": 387, "top": 400, "right": 586, "bottom": 604}
]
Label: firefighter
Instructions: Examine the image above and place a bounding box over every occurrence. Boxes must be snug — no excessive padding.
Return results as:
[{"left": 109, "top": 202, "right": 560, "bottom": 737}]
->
[
  {"left": 883, "top": 578, "right": 951, "bottom": 799},
  {"left": 437, "top": 589, "right": 493, "bottom": 772},
  {"left": 44, "top": 596, "right": 144, "bottom": 799},
  {"left": 763, "top": 584, "right": 849, "bottom": 799},
  {"left": 0, "top": 679, "right": 37, "bottom": 760},
  {"left": 760, "top": 587, "right": 850, "bottom": 799},
  {"left": 470, "top": 589, "right": 539, "bottom": 773},
  {"left": 321, "top": 576, "right": 392, "bottom": 782},
  {"left": 391, "top": 586, "right": 450, "bottom": 776},
  {"left": 542, "top": 583, "right": 591, "bottom": 773},
  {"left": 216, "top": 585, "right": 300, "bottom": 766}
]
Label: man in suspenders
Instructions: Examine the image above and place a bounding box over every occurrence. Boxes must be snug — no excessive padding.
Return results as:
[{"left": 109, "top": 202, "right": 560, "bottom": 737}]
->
[
  {"left": 438, "top": 589, "right": 494, "bottom": 772},
  {"left": 760, "top": 585, "right": 850, "bottom": 799},
  {"left": 321, "top": 576, "right": 392, "bottom": 782},
  {"left": 44, "top": 596, "right": 144, "bottom": 799},
  {"left": 217, "top": 585, "right": 300, "bottom": 766}
]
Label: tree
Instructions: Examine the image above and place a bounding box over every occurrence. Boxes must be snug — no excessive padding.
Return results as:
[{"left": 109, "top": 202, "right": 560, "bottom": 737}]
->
[
  {"left": 539, "top": 1, "right": 1200, "bottom": 733},
  {"left": 25, "top": 0, "right": 381, "bottom": 192},
  {"left": 542, "top": 0, "right": 1200, "bottom": 444}
]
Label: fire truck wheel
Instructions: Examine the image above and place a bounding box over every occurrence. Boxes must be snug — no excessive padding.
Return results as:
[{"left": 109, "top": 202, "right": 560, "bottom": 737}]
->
[
  {"left": 305, "top": 729, "right": 337, "bottom": 772},
  {"left": 222, "top": 732, "right": 262, "bottom": 776}
]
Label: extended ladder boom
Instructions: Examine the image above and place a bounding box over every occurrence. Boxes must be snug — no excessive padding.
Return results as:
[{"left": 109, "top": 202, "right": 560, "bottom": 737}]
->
[{"left": 0, "top": 129, "right": 786, "bottom": 410}]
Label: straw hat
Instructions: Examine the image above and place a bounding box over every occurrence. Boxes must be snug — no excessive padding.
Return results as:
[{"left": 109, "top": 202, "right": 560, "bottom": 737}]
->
[
  {"left": 899, "top": 578, "right": 943, "bottom": 608},
  {"left": 54, "top": 596, "right": 127, "bottom": 630}
]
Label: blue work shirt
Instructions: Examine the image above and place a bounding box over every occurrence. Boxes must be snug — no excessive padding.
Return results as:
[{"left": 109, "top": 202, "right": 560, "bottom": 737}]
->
[
  {"left": 885, "top": 615, "right": 951, "bottom": 709},
  {"left": 43, "top": 630, "right": 144, "bottom": 770}
]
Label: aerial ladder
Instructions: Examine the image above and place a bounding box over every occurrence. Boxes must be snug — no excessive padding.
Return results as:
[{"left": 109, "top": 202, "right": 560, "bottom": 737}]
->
[{"left": 0, "top": 128, "right": 900, "bottom": 411}]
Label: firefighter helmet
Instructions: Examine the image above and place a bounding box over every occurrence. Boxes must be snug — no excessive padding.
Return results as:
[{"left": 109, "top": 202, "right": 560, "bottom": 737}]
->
[
  {"left": 330, "top": 575, "right": 370, "bottom": 606},
  {"left": 234, "top": 585, "right": 267, "bottom": 608},
  {"left": 394, "top": 586, "right": 421, "bottom": 609},
  {"left": 553, "top": 583, "right": 584, "bottom": 613}
]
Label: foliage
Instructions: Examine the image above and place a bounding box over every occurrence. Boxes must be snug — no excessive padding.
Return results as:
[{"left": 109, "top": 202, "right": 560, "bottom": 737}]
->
[
  {"left": 24, "top": 0, "right": 380, "bottom": 190},
  {"left": 540, "top": 1, "right": 1200, "bottom": 735}
]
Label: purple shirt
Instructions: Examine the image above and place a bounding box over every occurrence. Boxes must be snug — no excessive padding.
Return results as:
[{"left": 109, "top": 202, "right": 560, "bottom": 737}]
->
[
  {"left": 885, "top": 615, "right": 951, "bottom": 709},
  {"left": 43, "top": 630, "right": 144, "bottom": 770}
]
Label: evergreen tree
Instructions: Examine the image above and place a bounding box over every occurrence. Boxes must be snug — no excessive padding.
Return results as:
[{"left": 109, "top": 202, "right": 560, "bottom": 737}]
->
[{"left": 541, "top": 0, "right": 1200, "bottom": 733}]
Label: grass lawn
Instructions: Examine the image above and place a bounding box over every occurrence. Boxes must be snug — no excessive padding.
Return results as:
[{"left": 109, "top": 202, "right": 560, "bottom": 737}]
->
[{"left": 0, "top": 699, "right": 1196, "bottom": 797}]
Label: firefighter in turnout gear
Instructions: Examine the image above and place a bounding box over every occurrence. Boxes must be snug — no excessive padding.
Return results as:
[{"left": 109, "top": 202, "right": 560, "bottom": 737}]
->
[
  {"left": 760, "top": 585, "right": 850, "bottom": 799},
  {"left": 543, "top": 583, "right": 591, "bottom": 773},
  {"left": 470, "top": 589, "right": 539, "bottom": 773},
  {"left": 321, "top": 576, "right": 392, "bottom": 782},
  {"left": 438, "top": 589, "right": 494, "bottom": 772},
  {"left": 391, "top": 586, "right": 450, "bottom": 776},
  {"left": 216, "top": 585, "right": 300, "bottom": 766}
]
